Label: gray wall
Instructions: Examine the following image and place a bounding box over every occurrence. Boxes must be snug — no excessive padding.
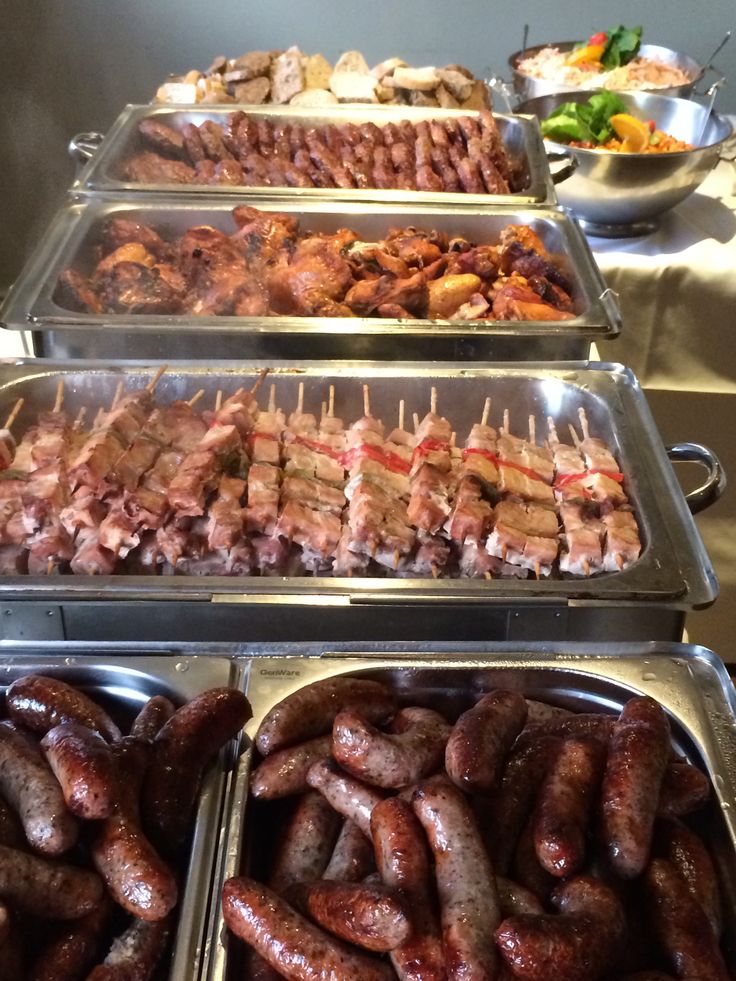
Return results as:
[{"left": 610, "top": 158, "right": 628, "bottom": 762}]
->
[{"left": 3, "top": 0, "right": 733, "bottom": 294}]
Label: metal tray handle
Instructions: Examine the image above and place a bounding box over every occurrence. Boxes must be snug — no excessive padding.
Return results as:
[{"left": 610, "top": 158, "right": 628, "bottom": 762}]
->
[
  {"left": 666, "top": 442, "right": 726, "bottom": 514},
  {"left": 546, "top": 149, "right": 578, "bottom": 185},
  {"left": 68, "top": 132, "right": 104, "bottom": 164}
]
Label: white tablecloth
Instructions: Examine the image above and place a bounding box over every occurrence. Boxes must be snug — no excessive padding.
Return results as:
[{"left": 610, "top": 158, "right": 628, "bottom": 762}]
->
[{"left": 592, "top": 155, "right": 736, "bottom": 394}]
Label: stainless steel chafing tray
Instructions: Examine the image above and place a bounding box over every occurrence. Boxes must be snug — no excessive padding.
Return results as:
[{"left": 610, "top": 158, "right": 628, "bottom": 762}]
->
[
  {"left": 0, "top": 645, "right": 244, "bottom": 980},
  {"left": 0, "top": 359, "right": 720, "bottom": 644},
  {"left": 69, "top": 103, "right": 559, "bottom": 207},
  {"left": 202, "top": 642, "right": 736, "bottom": 979},
  {"left": 0, "top": 196, "right": 620, "bottom": 362}
]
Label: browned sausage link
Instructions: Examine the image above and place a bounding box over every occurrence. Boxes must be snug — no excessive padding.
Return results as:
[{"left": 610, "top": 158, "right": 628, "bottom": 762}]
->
[
  {"left": 495, "top": 914, "right": 610, "bottom": 981},
  {"left": 85, "top": 914, "right": 172, "bottom": 981},
  {"left": 512, "top": 816, "right": 556, "bottom": 903},
  {"left": 429, "top": 145, "right": 461, "bottom": 193},
  {"left": 27, "top": 897, "right": 112, "bottom": 981},
  {"left": 0, "top": 842, "right": 102, "bottom": 918},
  {"left": 256, "top": 677, "right": 395, "bottom": 756},
  {"left": 551, "top": 875, "right": 627, "bottom": 934},
  {"left": 181, "top": 122, "right": 207, "bottom": 165},
  {"left": 250, "top": 735, "right": 333, "bottom": 800},
  {"left": 333, "top": 707, "right": 450, "bottom": 789},
  {"left": 532, "top": 736, "right": 606, "bottom": 877},
  {"left": 448, "top": 145, "right": 486, "bottom": 195},
  {"left": 370, "top": 797, "right": 446, "bottom": 981},
  {"left": 0, "top": 794, "right": 24, "bottom": 849},
  {"left": 40, "top": 723, "right": 117, "bottom": 820},
  {"left": 323, "top": 819, "right": 375, "bottom": 882},
  {"left": 142, "top": 687, "right": 250, "bottom": 850},
  {"left": 518, "top": 713, "right": 615, "bottom": 747},
  {"left": 478, "top": 110, "right": 512, "bottom": 181},
  {"left": 269, "top": 791, "right": 342, "bottom": 895},
  {"left": 130, "top": 696, "right": 176, "bottom": 742},
  {"left": 445, "top": 689, "right": 527, "bottom": 794},
  {"left": 496, "top": 876, "right": 545, "bottom": 917},
  {"left": 289, "top": 879, "right": 411, "bottom": 952},
  {"left": 6, "top": 675, "right": 122, "bottom": 741},
  {"left": 658, "top": 818, "right": 722, "bottom": 937},
  {"left": 222, "top": 877, "right": 395, "bottom": 981},
  {"left": 485, "top": 733, "right": 560, "bottom": 872},
  {"left": 306, "top": 759, "right": 384, "bottom": 838},
  {"left": 657, "top": 760, "right": 710, "bottom": 817},
  {"left": 413, "top": 775, "right": 500, "bottom": 981},
  {"left": 0, "top": 721, "right": 78, "bottom": 855},
  {"left": 601, "top": 697, "right": 671, "bottom": 879},
  {"left": 645, "top": 858, "right": 729, "bottom": 981}
]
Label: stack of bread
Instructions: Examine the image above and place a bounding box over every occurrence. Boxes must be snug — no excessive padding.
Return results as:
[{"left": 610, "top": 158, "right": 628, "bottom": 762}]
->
[{"left": 155, "top": 47, "right": 490, "bottom": 109}]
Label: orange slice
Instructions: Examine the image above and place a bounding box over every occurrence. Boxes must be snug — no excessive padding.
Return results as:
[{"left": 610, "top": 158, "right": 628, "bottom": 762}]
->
[
  {"left": 565, "top": 44, "right": 605, "bottom": 66},
  {"left": 609, "top": 113, "right": 650, "bottom": 152}
]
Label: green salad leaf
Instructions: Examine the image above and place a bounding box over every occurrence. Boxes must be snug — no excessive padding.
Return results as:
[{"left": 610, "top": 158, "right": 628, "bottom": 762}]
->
[
  {"left": 540, "top": 91, "right": 628, "bottom": 145},
  {"left": 601, "top": 25, "right": 642, "bottom": 69}
]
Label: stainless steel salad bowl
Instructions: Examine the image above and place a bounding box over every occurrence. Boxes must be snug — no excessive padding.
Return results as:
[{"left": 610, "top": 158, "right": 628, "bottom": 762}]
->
[
  {"left": 516, "top": 91, "right": 733, "bottom": 236},
  {"left": 509, "top": 42, "right": 701, "bottom": 101}
]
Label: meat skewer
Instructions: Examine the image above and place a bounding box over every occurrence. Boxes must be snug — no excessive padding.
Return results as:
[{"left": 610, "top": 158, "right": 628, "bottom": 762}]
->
[{"left": 0, "top": 398, "right": 24, "bottom": 471}]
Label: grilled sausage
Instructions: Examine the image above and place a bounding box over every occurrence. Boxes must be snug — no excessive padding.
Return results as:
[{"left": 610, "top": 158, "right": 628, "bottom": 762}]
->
[
  {"left": 657, "top": 760, "right": 710, "bottom": 818},
  {"left": 512, "top": 817, "right": 556, "bottom": 903},
  {"left": 222, "top": 877, "right": 395, "bottom": 981},
  {"left": 323, "top": 819, "right": 375, "bottom": 882},
  {"left": 250, "top": 735, "right": 333, "bottom": 800},
  {"left": 0, "top": 842, "right": 103, "bottom": 918},
  {"left": 523, "top": 699, "right": 574, "bottom": 725},
  {"left": 445, "top": 689, "right": 528, "bottom": 794},
  {"left": 658, "top": 818, "right": 722, "bottom": 937},
  {"left": 269, "top": 791, "right": 341, "bottom": 895},
  {"left": 532, "top": 736, "right": 606, "bottom": 877},
  {"left": 306, "top": 758, "right": 384, "bottom": 838},
  {"left": 518, "top": 713, "right": 615, "bottom": 747},
  {"left": 142, "top": 687, "right": 250, "bottom": 850},
  {"left": 27, "top": 898, "right": 112, "bottom": 981},
  {"left": 129, "top": 696, "right": 176, "bottom": 742},
  {"left": 601, "top": 697, "right": 671, "bottom": 878},
  {"left": 255, "top": 677, "right": 396, "bottom": 756},
  {"left": 496, "top": 877, "right": 545, "bottom": 917},
  {"left": 371, "top": 797, "right": 446, "bottom": 981},
  {"left": 645, "top": 858, "right": 729, "bottom": 980},
  {"left": 333, "top": 707, "right": 451, "bottom": 789},
  {"left": 495, "top": 876, "right": 625, "bottom": 981},
  {"left": 413, "top": 775, "right": 501, "bottom": 981},
  {"left": 85, "top": 914, "right": 172, "bottom": 981},
  {"left": 6, "top": 675, "right": 121, "bottom": 741},
  {"left": 92, "top": 736, "right": 177, "bottom": 922},
  {"left": 40, "top": 723, "right": 117, "bottom": 820},
  {"left": 289, "top": 879, "right": 411, "bottom": 952},
  {"left": 0, "top": 721, "right": 78, "bottom": 855}
]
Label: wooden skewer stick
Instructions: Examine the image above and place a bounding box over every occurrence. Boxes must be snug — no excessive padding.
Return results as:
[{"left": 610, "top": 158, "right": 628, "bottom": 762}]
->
[
  {"left": 413, "top": 412, "right": 420, "bottom": 434},
  {"left": 484, "top": 570, "right": 493, "bottom": 580},
  {"left": 268, "top": 384, "right": 277, "bottom": 414},
  {"left": 528, "top": 414, "right": 536, "bottom": 446},
  {"left": 481, "top": 397, "right": 491, "bottom": 427},
  {"left": 53, "top": 379, "right": 64, "bottom": 414},
  {"left": 73, "top": 407, "right": 87, "bottom": 432},
  {"left": 370, "top": 541, "right": 377, "bottom": 559},
  {"left": 615, "top": 553, "right": 625, "bottom": 570},
  {"left": 3, "top": 398, "right": 24, "bottom": 431},
  {"left": 547, "top": 416, "right": 559, "bottom": 443},
  {"left": 296, "top": 382, "right": 304, "bottom": 416},
  {"left": 46, "top": 558, "right": 54, "bottom": 576},
  {"left": 363, "top": 384, "right": 371, "bottom": 418},
  {"left": 393, "top": 548, "right": 400, "bottom": 570},
  {"left": 398, "top": 399, "right": 405, "bottom": 432},
  {"left": 430, "top": 386, "right": 438, "bottom": 416},
  {"left": 582, "top": 559, "right": 591, "bottom": 576},
  {"left": 501, "top": 544, "right": 508, "bottom": 563},
  {"left": 110, "top": 382, "right": 124, "bottom": 411},
  {"left": 146, "top": 365, "right": 167, "bottom": 395},
  {"left": 578, "top": 407, "right": 590, "bottom": 441},
  {"left": 534, "top": 560, "right": 541, "bottom": 580},
  {"left": 321, "top": 401, "right": 327, "bottom": 422},
  {"left": 502, "top": 408, "right": 510, "bottom": 435},
  {"left": 186, "top": 389, "right": 205, "bottom": 408},
  {"left": 430, "top": 563, "right": 439, "bottom": 579},
  {"left": 328, "top": 385, "right": 335, "bottom": 419},
  {"left": 568, "top": 423, "right": 582, "bottom": 449},
  {"left": 450, "top": 432, "right": 457, "bottom": 448},
  {"left": 346, "top": 568, "right": 353, "bottom": 578},
  {"left": 215, "top": 390, "right": 223, "bottom": 413},
  {"left": 250, "top": 368, "right": 269, "bottom": 395}
]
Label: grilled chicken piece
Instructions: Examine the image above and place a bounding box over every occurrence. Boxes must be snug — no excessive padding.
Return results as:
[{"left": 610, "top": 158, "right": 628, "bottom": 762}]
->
[
  {"left": 268, "top": 236, "right": 355, "bottom": 317},
  {"left": 492, "top": 282, "right": 576, "bottom": 322},
  {"left": 427, "top": 274, "right": 482, "bottom": 319},
  {"left": 95, "top": 262, "right": 186, "bottom": 314},
  {"left": 100, "top": 219, "right": 171, "bottom": 260},
  {"left": 56, "top": 269, "right": 103, "bottom": 313}
]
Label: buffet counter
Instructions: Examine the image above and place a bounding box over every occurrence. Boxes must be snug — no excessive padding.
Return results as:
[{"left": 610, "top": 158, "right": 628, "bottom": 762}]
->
[{"left": 594, "top": 151, "right": 736, "bottom": 394}]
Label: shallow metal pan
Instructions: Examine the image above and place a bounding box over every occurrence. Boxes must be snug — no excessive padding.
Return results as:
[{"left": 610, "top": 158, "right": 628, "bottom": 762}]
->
[
  {"left": 0, "top": 646, "right": 243, "bottom": 980},
  {"left": 0, "top": 359, "right": 718, "bottom": 647},
  {"left": 0, "top": 196, "right": 620, "bottom": 362},
  {"left": 202, "top": 641, "right": 736, "bottom": 979},
  {"left": 70, "top": 103, "right": 558, "bottom": 207}
]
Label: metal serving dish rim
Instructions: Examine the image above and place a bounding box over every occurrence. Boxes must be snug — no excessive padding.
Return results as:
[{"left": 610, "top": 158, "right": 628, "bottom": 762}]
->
[
  {"left": 201, "top": 640, "right": 736, "bottom": 980},
  {"left": 0, "top": 358, "right": 716, "bottom": 608},
  {"left": 0, "top": 195, "right": 620, "bottom": 341},
  {"left": 0, "top": 647, "right": 243, "bottom": 981},
  {"left": 71, "top": 103, "right": 557, "bottom": 207}
]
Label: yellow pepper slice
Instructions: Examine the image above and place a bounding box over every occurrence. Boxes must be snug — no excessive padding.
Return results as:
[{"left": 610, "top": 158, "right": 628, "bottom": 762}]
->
[{"left": 565, "top": 44, "right": 606, "bottom": 66}]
